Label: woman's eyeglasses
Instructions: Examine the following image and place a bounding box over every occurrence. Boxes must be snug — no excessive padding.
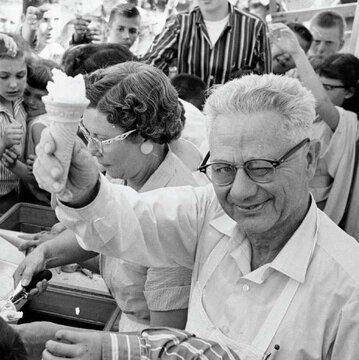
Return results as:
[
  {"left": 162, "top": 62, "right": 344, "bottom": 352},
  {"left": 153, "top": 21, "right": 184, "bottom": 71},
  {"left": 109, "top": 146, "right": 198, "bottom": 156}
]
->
[
  {"left": 78, "top": 121, "right": 137, "bottom": 155},
  {"left": 198, "top": 138, "right": 310, "bottom": 186},
  {"left": 322, "top": 83, "right": 346, "bottom": 91}
]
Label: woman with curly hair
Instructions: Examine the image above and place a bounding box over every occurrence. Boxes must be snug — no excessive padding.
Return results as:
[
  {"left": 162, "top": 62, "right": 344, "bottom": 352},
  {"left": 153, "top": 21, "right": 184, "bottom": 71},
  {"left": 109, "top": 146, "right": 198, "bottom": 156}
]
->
[{"left": 14, "top": 62, "right": 205, "bottom": 350}]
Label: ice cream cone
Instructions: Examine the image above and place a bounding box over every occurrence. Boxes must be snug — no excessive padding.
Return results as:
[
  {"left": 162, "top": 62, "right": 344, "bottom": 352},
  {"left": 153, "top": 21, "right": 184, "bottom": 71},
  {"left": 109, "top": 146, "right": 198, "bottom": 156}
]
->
[{"left": 43, "top": 98, "right": 90, "bottom": 191}]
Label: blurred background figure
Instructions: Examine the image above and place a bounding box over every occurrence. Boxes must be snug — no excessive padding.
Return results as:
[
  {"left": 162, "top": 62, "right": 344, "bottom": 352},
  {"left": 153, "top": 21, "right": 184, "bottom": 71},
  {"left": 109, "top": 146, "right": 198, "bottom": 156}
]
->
[
  {"left": 308, "top": 10, "right": 346, "bottom": 60},
  {"left": 272, "top": 22, "right": 313, "bottom": 74}
]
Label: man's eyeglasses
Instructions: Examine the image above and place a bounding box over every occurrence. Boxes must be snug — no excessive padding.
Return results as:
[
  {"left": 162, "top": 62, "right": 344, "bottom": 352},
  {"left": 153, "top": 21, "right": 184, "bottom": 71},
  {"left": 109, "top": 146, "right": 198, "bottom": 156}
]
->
[
  {"left": 322, "top": 83, "right": 346, "bottom": 91},
  {"left": 78, "top": 121, "right": 137, "bottom": 155},
  {"left": 198, "top": 138, "right": 310, "bottom": 186}
]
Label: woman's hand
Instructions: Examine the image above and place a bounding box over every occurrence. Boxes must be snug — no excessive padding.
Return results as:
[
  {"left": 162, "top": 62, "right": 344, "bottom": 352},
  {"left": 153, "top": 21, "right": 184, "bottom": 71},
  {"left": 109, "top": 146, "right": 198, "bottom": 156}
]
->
[
  {"left": 42, "top": 330, "right": 103, "bottom": 360},
  {"left": 33, "top": 128, "right": 100, "bottom": 206}
]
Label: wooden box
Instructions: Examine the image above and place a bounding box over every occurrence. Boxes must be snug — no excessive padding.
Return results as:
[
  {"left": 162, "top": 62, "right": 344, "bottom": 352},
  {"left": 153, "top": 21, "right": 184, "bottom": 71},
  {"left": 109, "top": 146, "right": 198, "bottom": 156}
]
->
[{"left": 0, "top": 203, "right": 118, "bottom": 329}]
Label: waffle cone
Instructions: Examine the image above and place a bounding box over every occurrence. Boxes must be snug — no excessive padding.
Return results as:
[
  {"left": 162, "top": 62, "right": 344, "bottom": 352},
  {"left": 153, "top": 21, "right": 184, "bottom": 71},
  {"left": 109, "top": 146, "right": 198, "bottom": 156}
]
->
[{"left": 43, "top": 99, "right": 89, "bottom": 191}]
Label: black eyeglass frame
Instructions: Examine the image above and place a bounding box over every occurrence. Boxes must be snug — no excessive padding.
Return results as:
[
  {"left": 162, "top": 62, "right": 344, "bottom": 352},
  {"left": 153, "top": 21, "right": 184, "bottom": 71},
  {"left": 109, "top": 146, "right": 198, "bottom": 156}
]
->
[
  {"left": 198, "top": 138, "right": 310, "bottom": 185},
  {"left": 321, "top": 83, "right": 346, "bottom": 91}
]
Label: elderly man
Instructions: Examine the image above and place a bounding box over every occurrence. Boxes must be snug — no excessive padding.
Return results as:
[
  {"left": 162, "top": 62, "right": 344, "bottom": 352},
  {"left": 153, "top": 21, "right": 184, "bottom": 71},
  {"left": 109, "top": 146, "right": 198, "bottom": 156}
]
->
[{"left": 27, "top": 74, "right": 359, "bottom": 360}]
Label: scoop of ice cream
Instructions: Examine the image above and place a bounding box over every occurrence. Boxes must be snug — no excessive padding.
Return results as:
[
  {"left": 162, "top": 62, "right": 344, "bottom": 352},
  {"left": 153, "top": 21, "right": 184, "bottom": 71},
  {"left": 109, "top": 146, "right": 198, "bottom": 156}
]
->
[
  {"left": 45, "top": 69, "right": 88, "bottom": 104},
  {"left": 0, "top": 300, "right": 23, "bottom": 322}
]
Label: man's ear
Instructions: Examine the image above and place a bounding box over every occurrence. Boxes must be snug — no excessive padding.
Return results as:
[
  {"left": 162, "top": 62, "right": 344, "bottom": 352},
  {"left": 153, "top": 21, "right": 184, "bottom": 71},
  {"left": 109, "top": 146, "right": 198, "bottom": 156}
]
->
[{"left": 306, "top": 139, "right": 321, "bottom": 180}]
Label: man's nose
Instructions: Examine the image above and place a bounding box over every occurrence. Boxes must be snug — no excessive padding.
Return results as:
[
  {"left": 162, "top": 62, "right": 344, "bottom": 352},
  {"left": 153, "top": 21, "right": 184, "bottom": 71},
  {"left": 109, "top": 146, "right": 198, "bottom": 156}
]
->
[
  {"left": 317, "top": 41, "right": 327, "bottom": 54},
  {"left": 228, "top": 167, "right": 258, "bottom": 201},
  {"left": 122, "top": 28, "right": 130, "bottom": 39}
]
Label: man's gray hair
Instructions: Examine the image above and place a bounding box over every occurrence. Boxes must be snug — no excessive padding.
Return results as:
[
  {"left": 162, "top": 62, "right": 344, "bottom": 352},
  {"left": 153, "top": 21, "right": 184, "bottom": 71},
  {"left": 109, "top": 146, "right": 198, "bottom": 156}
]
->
[{"left": 205, "top": 74, "right": 316, "bottom": 142}]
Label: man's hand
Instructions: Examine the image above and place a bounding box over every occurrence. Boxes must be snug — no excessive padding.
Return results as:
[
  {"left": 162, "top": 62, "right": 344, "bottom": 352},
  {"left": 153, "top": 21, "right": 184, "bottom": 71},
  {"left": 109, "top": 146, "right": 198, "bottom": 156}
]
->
[
  {"left": 2, "top": 124, "right": 23, "bottom": 148},
  {"left": 23, "top": 6, "right": 43, "bottom": 32},
  {"left": 269, "top": 23, "right": 302, "bottom": 56},
  {"left": 1, "top": 147, "right": 18, "bottom": 169},
  {"left": 42, "top": 330, "right": 103, "bottom": 360},
  {"left": 0, "top": 33, "right": 18, "bottom": 57},
  {"left": 33, "top": 128, "right": 100, "bottom": 206},
  {"left": 73, "top": 15, "right": 92, "bottom": 43},
  {"left": 14, "top": 322, "right": 61, "bottom": 360}
]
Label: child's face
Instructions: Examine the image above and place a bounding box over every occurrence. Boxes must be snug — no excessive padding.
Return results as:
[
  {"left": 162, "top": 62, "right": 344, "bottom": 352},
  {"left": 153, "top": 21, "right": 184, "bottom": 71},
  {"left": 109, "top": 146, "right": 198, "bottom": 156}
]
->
[
  {"left": 0, "top": 57, "right": 27, "bottom": 102},
  {"left": 23, "top": 85, "right": 48, "bottom": 117},
  {"left": 108, "top": 15, "right": 140, "bottom": 48}
]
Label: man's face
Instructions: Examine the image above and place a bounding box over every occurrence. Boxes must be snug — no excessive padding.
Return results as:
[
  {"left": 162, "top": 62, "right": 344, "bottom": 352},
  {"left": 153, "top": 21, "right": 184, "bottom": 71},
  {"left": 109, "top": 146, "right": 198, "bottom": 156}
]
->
[
  {"left": 198, "top": 0, "right": 228, "bottom": 14},
  {"left": 108, "top": 15, "right": 140, "bottom": 48},
  {"left": 0, "top": 57, "right": 27, "bottom": 102},
  {"left": 38, "top": 6, "right": 61, "bottom": 45},
  {"left": 308, "top": 25, "right": 343, "bottom": 60},
  {"left": 272, "top": 34, "right": 311, "bottom": 74},
  {"left": 210, "top": 110, "right": 316, "bottom": 237}
]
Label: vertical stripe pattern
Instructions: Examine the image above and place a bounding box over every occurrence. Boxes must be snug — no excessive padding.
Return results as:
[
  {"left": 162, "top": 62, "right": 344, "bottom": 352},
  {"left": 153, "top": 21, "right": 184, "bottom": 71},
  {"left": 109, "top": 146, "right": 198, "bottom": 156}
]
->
[
  {"left": 144, "top": 3, "right": 272, "bottom": 87},
  {"left": 0, "top": 99, "right": 26, "bottom": 196}
]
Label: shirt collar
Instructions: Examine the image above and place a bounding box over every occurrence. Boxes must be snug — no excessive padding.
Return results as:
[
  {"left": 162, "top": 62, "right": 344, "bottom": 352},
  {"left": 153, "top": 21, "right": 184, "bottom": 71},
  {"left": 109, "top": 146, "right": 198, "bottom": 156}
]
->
[
  {"left": 209, "top": 212, "right": 237, "bottom": 238},
  {"left": 266, "top": 197, "right": 318, "bottom": 283},
  {"left": 0, "top": 98, "right": 23, "bottom": 118},
  {"left": 195, "top": 2, "right": 235, "bottom": 29},
  {"left": 211, "top": 196, "right": 318, "bottom": 284}
]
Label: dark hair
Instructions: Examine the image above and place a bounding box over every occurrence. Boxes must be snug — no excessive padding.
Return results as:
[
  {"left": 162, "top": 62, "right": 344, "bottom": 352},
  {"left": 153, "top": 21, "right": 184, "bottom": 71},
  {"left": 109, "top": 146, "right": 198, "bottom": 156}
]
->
[
  {"left": 0, "top": 317, "right": 27, "bottom": 360},
  {"left": 287, "top": 22, "right": 313, "bottom": 50},
  {"left": 22, "top": 0, "right": 43, "bottom": 14},
  {"left": 317, "top": 53, "right": 359, "bottom": 114},
  {"left": 85, "top": 62, "right": 183, "bottom": 144},
  {"left": 310, "top": 11, "right": 346, "bottom": 39},
  {"left": 109, "top": 4, "right": 140, "bottom": 25},
  {"left": 171, "top": 74, "right": 206, "bottom": 110},
  {"left": 0, "top": 33, "right": 26, "bottom": 60},
  {"left": 26, "top": 58, "right": 59, "bottom": 90},
  {"left": 62, "top": 43, "right": 136, "bottom": 77},
  {"left": 127, "top": 0, "right": 139, "bottom": 6}
]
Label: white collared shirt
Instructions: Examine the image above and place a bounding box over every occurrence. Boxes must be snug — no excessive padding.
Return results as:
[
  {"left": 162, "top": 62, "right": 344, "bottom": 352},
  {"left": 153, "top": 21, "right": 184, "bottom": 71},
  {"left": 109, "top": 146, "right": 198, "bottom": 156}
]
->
[{"left": 57, "top": 178, "right": 359, "bottom": 359}]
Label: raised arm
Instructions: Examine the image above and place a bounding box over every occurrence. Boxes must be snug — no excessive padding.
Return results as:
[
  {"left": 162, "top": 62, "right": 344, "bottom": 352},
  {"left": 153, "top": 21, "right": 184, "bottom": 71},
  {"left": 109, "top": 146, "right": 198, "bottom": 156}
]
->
[{"left": 269, "top": 23, "right": 339, "bottom": 131}]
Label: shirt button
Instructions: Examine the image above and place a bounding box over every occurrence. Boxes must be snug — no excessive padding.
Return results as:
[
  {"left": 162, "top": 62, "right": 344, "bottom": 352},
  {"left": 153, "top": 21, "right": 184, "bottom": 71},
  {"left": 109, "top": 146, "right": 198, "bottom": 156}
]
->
[
  {"left": 221, "top": 325, "right": 230, "bottom": 334},
  {"left": 209, "top": 75, "right": 215, "bottom": 80},
  {"left": 242, "top": 284, "right": 250, "bottom": 292}
]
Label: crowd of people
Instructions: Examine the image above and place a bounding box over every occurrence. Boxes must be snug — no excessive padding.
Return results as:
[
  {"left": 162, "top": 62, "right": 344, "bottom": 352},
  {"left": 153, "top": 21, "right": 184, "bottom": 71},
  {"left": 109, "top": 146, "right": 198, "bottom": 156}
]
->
[{"left": 0, "top": 0, "right": 359, "bottom": 359}]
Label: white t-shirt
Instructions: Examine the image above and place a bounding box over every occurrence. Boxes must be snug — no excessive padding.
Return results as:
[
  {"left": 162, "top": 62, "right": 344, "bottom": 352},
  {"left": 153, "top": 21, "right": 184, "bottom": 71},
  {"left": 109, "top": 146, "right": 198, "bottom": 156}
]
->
[{"left": 204, "top": 15, "right": 229, "bottom": 46}]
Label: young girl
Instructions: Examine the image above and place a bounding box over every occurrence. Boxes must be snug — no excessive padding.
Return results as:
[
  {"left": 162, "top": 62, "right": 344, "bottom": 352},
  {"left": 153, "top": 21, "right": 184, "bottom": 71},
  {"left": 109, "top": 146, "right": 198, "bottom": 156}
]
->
[
  {"left": 270, "top": 24, "right": 359, "bottom": 224},
  {"left": 0, "top": 33, "right": 27, "bottom": 214}
]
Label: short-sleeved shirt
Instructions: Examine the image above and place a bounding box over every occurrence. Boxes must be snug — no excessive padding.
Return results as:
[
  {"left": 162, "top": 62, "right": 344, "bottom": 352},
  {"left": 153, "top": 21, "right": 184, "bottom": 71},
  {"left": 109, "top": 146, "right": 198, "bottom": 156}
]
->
[{"left": 0, "top": 99, "right": 27, "bottom": 196}]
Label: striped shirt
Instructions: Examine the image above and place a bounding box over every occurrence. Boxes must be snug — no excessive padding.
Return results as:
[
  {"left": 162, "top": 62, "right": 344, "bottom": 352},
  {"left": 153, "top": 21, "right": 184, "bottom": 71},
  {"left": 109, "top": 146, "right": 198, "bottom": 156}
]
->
[
  {"left": 102, "top": 328, "right": 241, "bottom": 360},
  {"left": 0, "top": 98, "right": 27, "bottom": 196},
  {"left": 144, "top": 3, "right": 272, "bottom": 87}
]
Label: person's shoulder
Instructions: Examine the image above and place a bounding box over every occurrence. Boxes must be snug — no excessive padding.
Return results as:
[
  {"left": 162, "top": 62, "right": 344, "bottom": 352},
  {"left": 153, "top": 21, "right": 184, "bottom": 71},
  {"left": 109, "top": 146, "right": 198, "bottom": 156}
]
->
[
  {"left": 317, "top": 210, "right": 359, "bottom": 285},
  {"left": 232, "top": 5, "right": 265, "bottom": 24}
]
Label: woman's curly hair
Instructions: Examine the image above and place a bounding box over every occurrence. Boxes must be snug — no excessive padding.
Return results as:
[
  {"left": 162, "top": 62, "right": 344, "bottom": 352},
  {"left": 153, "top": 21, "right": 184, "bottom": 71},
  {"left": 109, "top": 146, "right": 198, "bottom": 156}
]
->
[{"left": 85, "top": 62, "right": 184, "bottom": 144}]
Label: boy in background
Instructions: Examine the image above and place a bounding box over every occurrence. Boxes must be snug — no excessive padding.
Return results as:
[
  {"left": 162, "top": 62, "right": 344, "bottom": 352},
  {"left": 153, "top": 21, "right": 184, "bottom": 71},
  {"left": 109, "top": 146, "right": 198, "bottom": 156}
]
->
[
  {"left": 309, "top": 10, "right": 346, "bottom": 60},
  {"left": 72, "top": 3, "right": 141, "bottom": 51}
]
